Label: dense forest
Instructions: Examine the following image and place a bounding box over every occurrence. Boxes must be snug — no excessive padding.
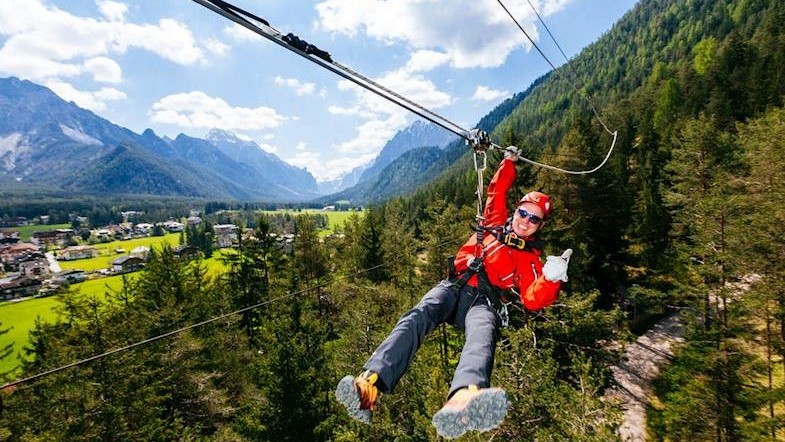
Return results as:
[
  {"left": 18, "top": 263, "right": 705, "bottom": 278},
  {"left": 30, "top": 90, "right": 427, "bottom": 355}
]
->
[{"left": 2, "top": 0, "right": 785, "bottom": 440}]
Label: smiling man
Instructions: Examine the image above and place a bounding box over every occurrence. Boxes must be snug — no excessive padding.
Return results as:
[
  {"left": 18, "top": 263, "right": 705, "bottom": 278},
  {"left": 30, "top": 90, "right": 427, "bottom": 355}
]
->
[{"left": 336, "top": 148, "right": 572, "bottom": 439}]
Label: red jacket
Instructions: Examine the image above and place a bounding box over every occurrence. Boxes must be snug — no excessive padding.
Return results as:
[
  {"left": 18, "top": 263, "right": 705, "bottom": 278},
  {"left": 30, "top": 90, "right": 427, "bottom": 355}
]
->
[{"left": 453, "top": 158, "right": 561, "bottom": 311}]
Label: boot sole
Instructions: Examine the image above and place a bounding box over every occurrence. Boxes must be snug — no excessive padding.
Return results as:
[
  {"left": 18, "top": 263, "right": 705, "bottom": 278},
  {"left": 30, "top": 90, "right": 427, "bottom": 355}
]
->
[
  {"left": 432, "top": 388, "right": 508, "bottom": 439},
  {"left": 335, "top": 375, "right": 372, "bottom": 424}
]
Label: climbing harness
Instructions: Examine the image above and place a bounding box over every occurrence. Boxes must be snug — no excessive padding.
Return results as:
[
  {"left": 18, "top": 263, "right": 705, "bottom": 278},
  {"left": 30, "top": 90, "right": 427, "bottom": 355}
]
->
[{"left": 446, "top": 255, "right": 523, "bottom": 328}]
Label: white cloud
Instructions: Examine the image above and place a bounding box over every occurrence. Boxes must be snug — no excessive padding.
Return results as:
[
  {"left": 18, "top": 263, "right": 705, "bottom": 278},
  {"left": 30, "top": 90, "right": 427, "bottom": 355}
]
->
[
  {"left": 295, "top": 142, "right": 307, "bottom": 151},
  {"left": 273, "top": 76, "right": 317, "bottom": 96},
  {"left": 315, "top": 0, "right": 572, "bottom": 68},
  {"left": 97, "top": 1, "right": 127, "bottom": 22},
  {"left": 285, "top": 149, "right": 376, "bottom": 182},
  {"left": 327, "top": 55, "right": 454, "bottom": 155},
  {"left": 204, "top": 38, "right": 230, "bottom": 56},
  {"left": 471, "top": 85, "right": 510, "bottom": 102},
  {"left": 405, "top": 50, "right": 450, "bottom": 73},
  {"left": 94, "top": 87, "right": 127, "bottom": 101},
  {"left": 0, "top": 0, "right": 207, "bottom": 83},
  {"left": 46, "top": 81, "right": 126, "bottom": 112},
  {"left": 224, "top": 24, "right": 259, "bottom": 42},
  {"left": 263, "top": 133, "right": 275, "bottom": 140},
  {"left": 336, "top": 112, "right": 408, "bottom": 154},
  {"left": 115, "top": 18, "right": 204, "bottom": 65},
  {"left": 377, "top": 69, "right": 453, "bottom": 109},
  {"left": 327, "top": 105, "right": 376, "bottom": 119},
  {"left": 84, "top": 56, "right": 122, "bottom": 83},
  {"left": 149, "top": 91, "right": 287, "bottom": 131}
]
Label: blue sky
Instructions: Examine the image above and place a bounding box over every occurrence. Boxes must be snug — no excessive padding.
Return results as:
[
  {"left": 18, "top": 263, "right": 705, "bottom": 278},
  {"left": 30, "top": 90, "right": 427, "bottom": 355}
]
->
[{"left": 0, "top": 0, "right": 638, "bottom": 182}]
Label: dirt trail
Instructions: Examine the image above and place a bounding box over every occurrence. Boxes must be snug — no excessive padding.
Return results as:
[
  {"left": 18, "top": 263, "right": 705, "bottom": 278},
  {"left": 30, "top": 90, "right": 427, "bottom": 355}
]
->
[{"left": 606, "top": 313, "right": 686, "bottom": 441}]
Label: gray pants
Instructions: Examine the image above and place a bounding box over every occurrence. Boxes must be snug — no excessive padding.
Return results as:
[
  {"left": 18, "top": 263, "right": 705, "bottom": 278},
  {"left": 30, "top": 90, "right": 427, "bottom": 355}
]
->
[{"left": 364, "top": 280, "right": 500, "bottom": 397}]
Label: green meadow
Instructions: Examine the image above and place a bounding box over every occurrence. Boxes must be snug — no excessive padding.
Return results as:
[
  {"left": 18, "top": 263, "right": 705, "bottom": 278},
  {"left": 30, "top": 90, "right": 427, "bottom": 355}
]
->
[
  {"left": 0, "top": 212, "right": 351, "bottom": 378},
  {"left": 7, "top": 223, "right": 72, "bottom": 241},
  {"left": 258, "top": 209, "right": 360, "bottom": 237},
  {"left": 0, "top": 235, "right": 230, "bottom": 378},
  {"left": 0, "top": 274, "right": 126, "bottom": 377},
  {"left": 58, "top": 233, "right": 181, "bottom": 272}
]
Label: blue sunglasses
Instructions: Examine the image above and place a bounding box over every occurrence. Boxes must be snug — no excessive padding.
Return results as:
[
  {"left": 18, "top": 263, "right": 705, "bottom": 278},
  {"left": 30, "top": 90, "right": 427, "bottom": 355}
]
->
[{"left": 516, "top": 208, "right": 544, "bottom": 225}]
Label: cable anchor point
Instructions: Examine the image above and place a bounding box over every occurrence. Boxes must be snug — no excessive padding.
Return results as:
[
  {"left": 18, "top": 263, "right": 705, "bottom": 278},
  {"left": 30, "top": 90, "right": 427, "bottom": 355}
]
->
[{"left": 466, "top": 128, "right": 491, "bottom": 153}]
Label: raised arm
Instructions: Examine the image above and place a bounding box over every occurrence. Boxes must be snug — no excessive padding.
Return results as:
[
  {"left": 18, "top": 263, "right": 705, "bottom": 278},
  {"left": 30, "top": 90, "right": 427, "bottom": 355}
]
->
[{"left": 483, "top": 158, "right": 516, "bottom": 227}]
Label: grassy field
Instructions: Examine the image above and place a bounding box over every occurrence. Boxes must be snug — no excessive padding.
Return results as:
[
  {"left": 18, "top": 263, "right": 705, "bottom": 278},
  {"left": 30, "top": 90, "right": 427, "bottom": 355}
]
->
[
  {"left": 0, "top": 214, "right": 341, "bottom": 378},
  {"left": 59, "top": 233, "right": 181, "bottom": 272},
  {"left": 7, "top": 223, "right": 72, "bottom": 241},
  {"left": 258, "top": 209, "right": 361, "bottom": 236},
  {"left": 0, "top": 252, "right": 228, "bottom": 377},
  {"left": 0, "top": 274, "right": 126, "bottom": 377}
]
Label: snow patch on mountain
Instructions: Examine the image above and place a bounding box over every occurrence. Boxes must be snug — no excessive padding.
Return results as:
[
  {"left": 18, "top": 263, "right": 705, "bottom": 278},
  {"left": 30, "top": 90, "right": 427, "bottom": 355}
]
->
[
  {"left": 60, "top": 124, "right": 102, "bottom": 146},
  {"left": 0, "top": 133, "right": 28, "bottom": 171}
]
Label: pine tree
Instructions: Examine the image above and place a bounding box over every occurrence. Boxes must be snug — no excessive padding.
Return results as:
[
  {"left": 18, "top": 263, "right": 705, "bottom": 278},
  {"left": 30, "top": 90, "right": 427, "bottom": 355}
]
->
[
  {"left": 738, "top": 106, "right": 785, "bottom": 438},
  {"left": 222, "top": 218, "right": 284, "bottom": 347},
  {"left": 381, "top": 198, "right": 419, "bottom": 290},
  {"left": 660, "top": 115, "right": 749, "bottom": 440}
]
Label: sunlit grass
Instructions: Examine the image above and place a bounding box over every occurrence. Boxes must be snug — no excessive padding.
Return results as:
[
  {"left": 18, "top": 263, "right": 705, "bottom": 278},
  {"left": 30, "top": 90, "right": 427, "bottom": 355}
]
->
[
  {"left": 6, "top": 223, "right": 71, "bottom": 241},
  {"left": 257, "top": 209, "right": 362, "bottom": 237},
  {"left": 58, "top": 233, "right": 181, "bottom": 272},
  {"left": 0, "top": 274, "right": 126, "bottom": 377}
]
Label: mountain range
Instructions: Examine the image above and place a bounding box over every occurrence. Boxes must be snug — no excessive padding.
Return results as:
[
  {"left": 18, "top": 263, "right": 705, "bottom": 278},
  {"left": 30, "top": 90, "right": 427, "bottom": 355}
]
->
[
  {"left": 0, "top": 76, "right": 475, "bottom": 203},
  {"left": 0, "top": 77, "right": 325, "bottom": 201}
]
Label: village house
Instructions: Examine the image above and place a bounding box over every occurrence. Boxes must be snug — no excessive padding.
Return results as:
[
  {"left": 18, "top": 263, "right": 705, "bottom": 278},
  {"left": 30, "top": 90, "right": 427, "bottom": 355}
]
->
[
  {"left": 0, "top": 243, "right": 40, "bottom": 271},
  {"left": 163, "top": 220, "right": 184, "bottom": 232},
  {"left": 134, "top": 223, "right": 154, "bottom": 235},
  {"left": 2, "top": 217, "right": 28, "bottom": 227},
  {"left": 18, "top": 253, "right": 51, "bottom": 279},
  {"left": 59, "top": 245, "right": 98, "bottom": 261},
  {"left": 186, "top": 216, "right": 202, "bottom": 226},
  {"left": 130, "top": 246, "right": 150, "bottom": 260},
  {"left": 0, "top": 229, "right": 20, "bottom": 245},
  {"left": 173, "top": 244, "right": 199, "bottom": 260},
  {"left": 94, "top": 228, "right": 113, "bottom": 241},
  {"left": 213, "top": 224, "right": 238, "bottom": 248},
  {"left": 51, "top": 269, "right": 87, "bottom": 285},
  {"left": 0, "top": 276, "right": 41, "bottom": 300},
  {"left": 31, "top": 229, "right": 73, "bottom": 247},
  {"left": 112, "top": 255, "right": 145, "bottom": 273}
]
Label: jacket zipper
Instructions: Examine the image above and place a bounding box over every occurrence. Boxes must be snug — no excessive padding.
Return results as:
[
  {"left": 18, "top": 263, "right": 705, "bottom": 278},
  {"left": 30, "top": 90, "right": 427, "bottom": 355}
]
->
[{"left": 531, "top": 262, "right": 538, "bottom": 280}]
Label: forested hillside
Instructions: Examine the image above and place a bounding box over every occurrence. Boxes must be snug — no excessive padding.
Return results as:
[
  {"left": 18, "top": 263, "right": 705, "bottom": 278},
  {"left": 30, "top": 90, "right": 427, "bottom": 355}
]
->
[{"left": 2, "top": 0, "right": 785, "bottom": 440}]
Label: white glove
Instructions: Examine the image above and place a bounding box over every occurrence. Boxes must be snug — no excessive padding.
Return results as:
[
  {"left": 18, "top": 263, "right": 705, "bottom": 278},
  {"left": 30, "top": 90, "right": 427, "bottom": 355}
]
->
[
  {"left": 542, "top": 249, "right": 573, "bottom": 282},
  {"left": 504, "top": 146, "right": 521, "bottom": 162}
]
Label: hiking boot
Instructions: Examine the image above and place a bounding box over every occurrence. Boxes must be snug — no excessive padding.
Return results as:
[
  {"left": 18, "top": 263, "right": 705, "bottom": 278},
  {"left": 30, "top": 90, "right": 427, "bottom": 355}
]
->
[
  {"left": 335, "top": 370, "right": 380, "bottom": 424},
  {"left": 432, "top": 385, "right": 508, "bottom": 439}
]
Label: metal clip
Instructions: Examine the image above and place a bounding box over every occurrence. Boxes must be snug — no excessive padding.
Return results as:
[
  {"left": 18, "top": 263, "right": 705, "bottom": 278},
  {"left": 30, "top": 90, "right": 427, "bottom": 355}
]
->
[
  {"left": 467, "top": 257, "right": 484, "bottom": 273},
  {"left": 466, "top": 128, "right": 491, "bottom": 153},
  {"left": 499, "top": 302, "right": 510, "bottom": 328}
]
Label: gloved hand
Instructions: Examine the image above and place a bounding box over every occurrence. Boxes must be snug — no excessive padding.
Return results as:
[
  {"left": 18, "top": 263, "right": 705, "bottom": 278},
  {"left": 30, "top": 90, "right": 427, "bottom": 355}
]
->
[
  {"left": 504, "top": 146, "right": 521, "bottom": 162},
  {"left": 542, "top": 249, "right": 573, "bottom": 282}
]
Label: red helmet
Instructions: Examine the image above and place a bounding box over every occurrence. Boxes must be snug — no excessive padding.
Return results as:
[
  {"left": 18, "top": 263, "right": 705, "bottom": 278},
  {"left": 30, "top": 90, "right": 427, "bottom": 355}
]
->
[{"left": 518, "top": 191, "right": 552, "bottom": 218}]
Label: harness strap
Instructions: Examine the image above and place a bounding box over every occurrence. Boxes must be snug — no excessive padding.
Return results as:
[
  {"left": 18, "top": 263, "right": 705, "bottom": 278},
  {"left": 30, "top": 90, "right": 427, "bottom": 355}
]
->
[{"left": 447, "top": 256, "right": 523, "bottom": 328}]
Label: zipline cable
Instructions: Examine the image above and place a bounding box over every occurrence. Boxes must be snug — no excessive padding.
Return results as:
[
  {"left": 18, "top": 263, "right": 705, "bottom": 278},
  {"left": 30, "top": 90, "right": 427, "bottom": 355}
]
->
[
  {"left": 1, "top": 238, "right": 462, "bottom": 391},
  {"left": 496, "top": 0, "right": 615, "bottom": 137},
  {"left": 523, "top": 0, "right": 580, "bottom": 82},
  {"left": 191, "top": 0, "right": 470, "bottom": 140},
  {"left": 190, "top": 0, "right": 617, "bottom": 175},
  {"left": 522, "top": 0, "right": 609, "bottom": 133}
]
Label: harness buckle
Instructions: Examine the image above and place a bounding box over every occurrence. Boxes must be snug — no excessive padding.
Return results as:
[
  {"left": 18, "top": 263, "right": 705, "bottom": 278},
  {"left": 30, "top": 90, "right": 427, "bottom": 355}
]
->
[{"left": 467, "top": 257, "right": 483, "bottom": 273}]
